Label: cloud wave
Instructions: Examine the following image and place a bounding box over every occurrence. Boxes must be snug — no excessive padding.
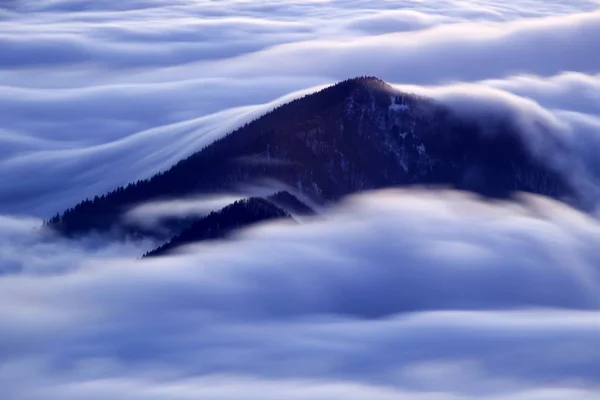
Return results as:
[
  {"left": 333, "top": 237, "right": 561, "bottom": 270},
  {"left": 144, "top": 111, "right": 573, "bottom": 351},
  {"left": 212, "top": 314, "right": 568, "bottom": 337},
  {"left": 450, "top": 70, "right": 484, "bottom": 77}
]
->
[{"left": 1, "top": 189, "right": 600, "bottom": 398}]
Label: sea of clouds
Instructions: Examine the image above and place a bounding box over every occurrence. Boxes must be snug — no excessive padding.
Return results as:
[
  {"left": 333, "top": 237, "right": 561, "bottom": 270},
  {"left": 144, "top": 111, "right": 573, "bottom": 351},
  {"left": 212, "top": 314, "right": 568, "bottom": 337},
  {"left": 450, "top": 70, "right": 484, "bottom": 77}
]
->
[
  {"left": 1, "top": 0, "right": 600, "bottom": 398},
  {"left": 2, "top": 190, "right": 600, "bottom": 399}
]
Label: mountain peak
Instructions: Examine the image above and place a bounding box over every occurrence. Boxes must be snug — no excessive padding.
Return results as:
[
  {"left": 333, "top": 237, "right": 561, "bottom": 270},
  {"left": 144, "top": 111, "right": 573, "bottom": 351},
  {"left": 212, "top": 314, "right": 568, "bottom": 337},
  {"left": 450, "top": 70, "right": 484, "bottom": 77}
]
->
[
  {"left": 47, "top": 76, "right": 570, "bottom": 239},
  {"left": 334, "top": 76, "right": 391, "bottom": 93}
]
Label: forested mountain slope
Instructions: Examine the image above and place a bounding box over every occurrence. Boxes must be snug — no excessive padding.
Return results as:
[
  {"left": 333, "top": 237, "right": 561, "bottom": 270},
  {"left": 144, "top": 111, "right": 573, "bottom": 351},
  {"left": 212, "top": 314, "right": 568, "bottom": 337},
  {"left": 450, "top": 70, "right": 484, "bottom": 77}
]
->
[{"left": 47, "top": 77, "right": 569, "bottom": 239}]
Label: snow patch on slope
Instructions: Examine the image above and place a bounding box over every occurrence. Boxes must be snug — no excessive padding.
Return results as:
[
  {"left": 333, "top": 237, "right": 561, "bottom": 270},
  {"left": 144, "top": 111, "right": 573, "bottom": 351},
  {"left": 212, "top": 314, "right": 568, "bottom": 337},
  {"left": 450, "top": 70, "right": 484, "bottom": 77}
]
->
[{"left": 389, "top": 95, "right": 410, "bottom": 112}]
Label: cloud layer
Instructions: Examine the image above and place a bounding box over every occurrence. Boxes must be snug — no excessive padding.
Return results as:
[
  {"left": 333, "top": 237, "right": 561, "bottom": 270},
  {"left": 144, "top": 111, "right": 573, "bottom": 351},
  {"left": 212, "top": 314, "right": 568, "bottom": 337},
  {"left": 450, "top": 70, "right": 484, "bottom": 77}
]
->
[
  {"left": 1, "top": 189, "right": 600, "bottom": 398},
  {"left": 2, "top": 2, "right": 600, "bottom": 399}
]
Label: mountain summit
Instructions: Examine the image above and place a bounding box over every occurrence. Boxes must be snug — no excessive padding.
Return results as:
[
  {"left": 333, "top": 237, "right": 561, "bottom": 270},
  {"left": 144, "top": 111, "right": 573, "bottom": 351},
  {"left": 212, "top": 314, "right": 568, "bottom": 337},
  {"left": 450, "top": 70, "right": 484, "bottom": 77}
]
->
[{"left": 47, "top": 76, "right": 570, "bottom": 239}]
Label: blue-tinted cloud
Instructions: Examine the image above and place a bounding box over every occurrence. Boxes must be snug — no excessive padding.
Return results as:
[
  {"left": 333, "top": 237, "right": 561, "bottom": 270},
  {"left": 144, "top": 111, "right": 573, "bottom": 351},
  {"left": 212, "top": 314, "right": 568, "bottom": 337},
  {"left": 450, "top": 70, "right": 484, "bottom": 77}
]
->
[
  {"left": 1, "top": 190, "right": 600, "bottom": 398},
  {"left": 2, "top": 2, "right": 600, "bottom": 398}
]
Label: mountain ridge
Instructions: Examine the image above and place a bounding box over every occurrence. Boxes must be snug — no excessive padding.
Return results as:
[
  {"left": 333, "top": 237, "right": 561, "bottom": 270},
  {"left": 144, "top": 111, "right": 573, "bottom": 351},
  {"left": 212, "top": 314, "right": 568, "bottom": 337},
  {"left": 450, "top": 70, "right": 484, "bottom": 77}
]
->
[
  {"left": 46, "top": 76, "right": 571, "bottom": 240},
  {"left": 142, "top": 196, "right": 293, "bottom": 257}
]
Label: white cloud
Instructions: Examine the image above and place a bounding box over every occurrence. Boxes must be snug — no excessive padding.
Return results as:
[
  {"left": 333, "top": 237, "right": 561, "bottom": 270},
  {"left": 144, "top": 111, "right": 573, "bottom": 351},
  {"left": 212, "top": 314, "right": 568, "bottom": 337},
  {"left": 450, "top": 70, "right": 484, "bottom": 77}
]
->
[
  {"left": 124, "top": 194, "right": 248, "bottom": 229},
  {"left": 1, "top": 189, "right": 600, "bottom": 398}
]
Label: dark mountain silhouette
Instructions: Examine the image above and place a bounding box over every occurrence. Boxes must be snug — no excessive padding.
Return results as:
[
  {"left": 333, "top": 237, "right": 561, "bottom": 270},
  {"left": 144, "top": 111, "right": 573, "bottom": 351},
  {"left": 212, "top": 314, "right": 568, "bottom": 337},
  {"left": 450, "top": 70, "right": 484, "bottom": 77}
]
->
[
  {"left": 47, "top": 76, "right": 571, "bottom": 240},
  {"left": 143, "top": 197, "right": 291, "bottom": 257}
]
